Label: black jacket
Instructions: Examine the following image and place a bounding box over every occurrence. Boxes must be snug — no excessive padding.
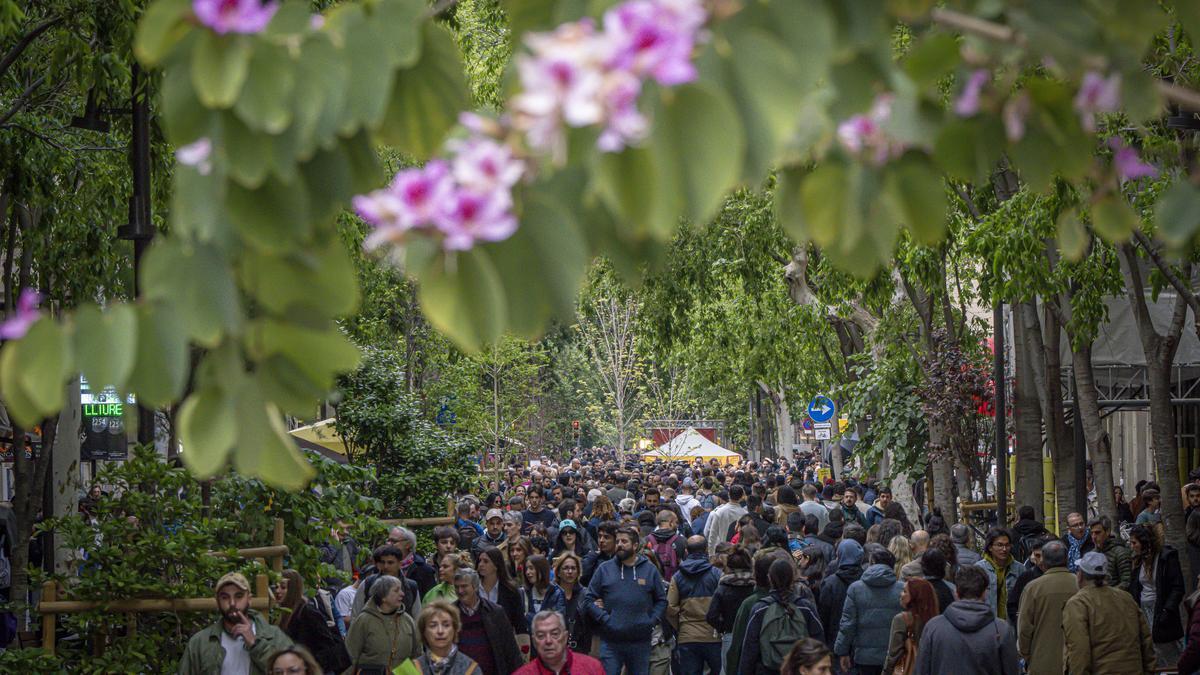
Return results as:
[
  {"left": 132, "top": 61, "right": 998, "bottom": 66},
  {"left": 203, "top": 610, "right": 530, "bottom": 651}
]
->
[
  {"left": 581, "top": 550, "right": 613, "bottom": 587},
  {"left": 557, "top": 584, "right": 594, "bottom": 654},
  {"left": 1007, "top": 566, "right": 1042, "bottom": 626},
  {"left": 817, "top": 564, "right": 862, "bottom": 647},
  {"left": 282, "top": 602, "right": 351, "bottom": 673},
  {"left": 738, "top": 591, "right": 824, "bottom": 675},
  {"left": 929, "top": 578, "right": 956, "bottom": 615},
  {"left": 404, "top": 553, "right": 438, "bottom": 598},
  {"left": 1130, "top": 545, "right": 1186, "bottom": 643},
  {"left": 492, "top": 580, "right": 527, "bottom": 634},
  {"left": 457, "top": 597, "right": 524, "bottom": 674},
  {"left": 706, "top": 571, "right": 756, "bottom": 634},
  {"left": 1011, "top": 518, "right": 1049, "bottom": 562}
]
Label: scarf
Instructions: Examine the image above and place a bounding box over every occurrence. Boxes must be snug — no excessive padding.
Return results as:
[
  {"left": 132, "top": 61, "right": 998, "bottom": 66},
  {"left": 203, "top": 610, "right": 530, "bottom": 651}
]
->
[
  {"left": 984, "top": 554, "right": 1010, "bottom": 619},
  {"left": 425, "top": 646, "right": 461, "bottom": 675},
  {"left": 1066, "top": 533, "right": 1085, "bottom": 572}
]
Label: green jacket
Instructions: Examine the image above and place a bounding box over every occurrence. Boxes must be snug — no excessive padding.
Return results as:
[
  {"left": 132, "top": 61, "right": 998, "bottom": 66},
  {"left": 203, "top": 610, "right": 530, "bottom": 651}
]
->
[
  {"left": 1097, "top": 537, "right": 1133, "bottom": 591},
  {"left": 344, "top": 603, "right": 423, "bottom": 674},
  {"left": 1016, "top": 567, "right": 1077, "bottom": 675},
  {"left": 179, "top": 610, "right": 292, "bottom": 675},
  {"left": 1062, "top": 584, "right": 1154, "bottom": 675}
]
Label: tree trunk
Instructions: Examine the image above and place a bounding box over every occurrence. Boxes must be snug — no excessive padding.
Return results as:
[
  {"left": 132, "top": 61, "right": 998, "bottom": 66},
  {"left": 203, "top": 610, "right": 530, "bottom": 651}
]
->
[
  {"left": 1019, "top": 301, "right": 1072, "bottom": 529},
  {"left": 1072, "top": 343, "right": 1117, "bottom": 521},
  {"left": 1042, "top": 304, "right": 1075, "bottom": 530},
  {"left": 1012, "top": 306, "right": 1044, "bottom": 520},
  {"left": 929, "top": 419, "right": 957, "bottom": 522},
  {"left": 1119, "top": 244, "right": 1191, "bottom": 583},
  {"left": 11, "top": 414, "right": 56, "bottom": 631}
]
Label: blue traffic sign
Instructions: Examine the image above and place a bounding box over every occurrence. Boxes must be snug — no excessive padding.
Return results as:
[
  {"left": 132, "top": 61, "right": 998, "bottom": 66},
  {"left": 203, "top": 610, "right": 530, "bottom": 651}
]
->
[{"left": 808, "top": 395, "right": 836, "bottom": 423}]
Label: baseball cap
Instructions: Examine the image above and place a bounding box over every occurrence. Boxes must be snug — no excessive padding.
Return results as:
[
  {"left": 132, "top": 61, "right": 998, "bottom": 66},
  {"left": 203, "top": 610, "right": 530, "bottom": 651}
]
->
[
  {"left": 485, "top": 508, "right": 504, "bottom": 522},
  {"left": 559, "top": 519, "right": 578, "bottom": 532},
  {"left": 1078, "top": 551, "right": 1108, "bottom": 577},
  {"left": 215, "top": 572, "right": 251, "bottom": 594}
]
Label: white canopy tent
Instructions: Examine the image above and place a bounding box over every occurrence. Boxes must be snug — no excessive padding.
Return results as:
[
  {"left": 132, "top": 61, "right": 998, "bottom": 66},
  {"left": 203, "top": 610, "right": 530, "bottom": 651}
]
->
[{"left": 643, "top": 427, "right": 742, "bottom": 465}]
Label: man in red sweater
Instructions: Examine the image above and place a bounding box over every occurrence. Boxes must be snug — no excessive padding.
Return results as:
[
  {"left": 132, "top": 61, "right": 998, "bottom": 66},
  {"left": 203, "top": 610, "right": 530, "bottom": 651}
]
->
[{"left": 515, "top": 610, "right": 604, "bottom": 675}]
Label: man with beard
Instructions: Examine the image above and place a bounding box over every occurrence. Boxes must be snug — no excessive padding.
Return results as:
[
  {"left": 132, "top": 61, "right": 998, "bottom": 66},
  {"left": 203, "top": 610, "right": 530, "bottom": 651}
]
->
[
  {"left": 180, "top": 572, "right": 292, "bottom": 674},
  {"left": 584, "top": 526, "right": 667, "bottom": 675},
  {"left": 471, "top": 508, "right": 509, "bottom": 561}
]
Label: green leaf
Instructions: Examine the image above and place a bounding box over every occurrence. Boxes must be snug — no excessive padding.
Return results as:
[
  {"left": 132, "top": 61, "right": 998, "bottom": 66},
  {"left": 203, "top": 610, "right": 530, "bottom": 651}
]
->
[
  {"left": 141, "top": 239, "right": 242, "bottom": 347},
  {"left": 903, "top": 33, "right": 960, "bottom": 89},
  {"left": 13, "top": 318, "right": 72, "bottom": 417},
  {"left": 247, "top": 319, "right": 361, "bottom": 387},
  {"left": 800, "top": 160, "right": 854, "bottom": 249},
  {"left": 190, "top": 31, "right": 253, "bottom": 108},
  {"left": 125, "top": 303, "right": 189, "bottom": 408},
  {"left": 1155, "top": 181, "right": 1200, "bottom": 248},
  {"left": 1180, "top": 2, "right": 1200, "bottom": 53},
  {"left": 417, "top": 249, "right": 508, "bottom": 352},
  {"left": 1090, "top": 194, "right": 1138, "bottom": 244},
  {"left": 263, "top": 1, "right": 312, "bottom": 37},
  {"left": 1057, "top": 209, "right": 1088, "bottom": 262},
  {"left": 378, "top": 23, "right": 470, "bottom": 159},
  {"left": 720, "top": 28, "right": 808, "bottom": 179},
  {"left": 883, "top": 153, "right": 947, "bottom": 245},
  {"left": 172, "top": 161, "right": 230, "bottom": 244},
  {"left": 134, "top": 0, "right": 192, "bottom": 66},
  {"left": 161, "top": 59, "right": 216, "bottom": 147},
  {"left": 595, "top": 84, "right": 743, "bottom": 239},
  {"left": 488, "top": 193, "right": 588, "bottom": 337},
  {"left": 886, "top": 0, "right": 935, "bottom": 20},
  {"left": 774, "top": 165, "right": 809, "bottom": 242},
  {"left": 0, "top": 343, "right": 40, "bottom": 427},
  {"left": 374, "top": 0, "right": 424, "bottom": 68},
  {"left": 233, "top": 43, "right": 295, "bottom": 134},
  {"left": 227, "top": 175, "right": 312, "bottom": 252},
  {"left": 177, "top": 387, "right": 237, "bottom": 478},
  {"left": 73, "top": 303, "right": 137, "bottom": 391},
  {"left": 290, "top": 34, "right": 346, "bottom": 159},
  {"left": 258, "top": 354, "right": 329, "bottom": 416},
  {"left": 233, "top": 381, "right": 316, "bottom": 489},
  {"left": 503, "top": 0, "right": 586, "bottom": 39},
  {"left": 223, "top": 112, "right": 272, "bottom": 189},
  {"left": 241, "top": 242, "right": 359, "bottom": 317},
  {"left": 335, "top": 6, "right": 394, "bottom": 133},
  {"left": 934, "top": 116, "right": 1006, "bottom": 183}
]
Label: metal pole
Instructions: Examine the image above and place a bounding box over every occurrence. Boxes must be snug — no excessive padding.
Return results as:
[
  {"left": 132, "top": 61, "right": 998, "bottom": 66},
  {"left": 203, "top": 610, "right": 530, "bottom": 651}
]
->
[
  {"left": 124, "top": 63, "right": 156, "bottom": 446},
  {"left": 994, "top": 301, "right": 1007, "bottom": 526}
]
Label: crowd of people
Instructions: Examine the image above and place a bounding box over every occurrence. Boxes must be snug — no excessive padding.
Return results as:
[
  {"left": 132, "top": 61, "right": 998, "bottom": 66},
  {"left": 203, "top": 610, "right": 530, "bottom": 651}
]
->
[{"left": 180, "top": 449, "right": 1200, "bottom": 674}]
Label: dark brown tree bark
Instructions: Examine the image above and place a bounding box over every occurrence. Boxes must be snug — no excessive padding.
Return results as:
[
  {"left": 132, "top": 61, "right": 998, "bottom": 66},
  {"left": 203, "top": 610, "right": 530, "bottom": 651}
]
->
[{"left": 1012, "top": 305, "right": 1044, "bottom": 521}]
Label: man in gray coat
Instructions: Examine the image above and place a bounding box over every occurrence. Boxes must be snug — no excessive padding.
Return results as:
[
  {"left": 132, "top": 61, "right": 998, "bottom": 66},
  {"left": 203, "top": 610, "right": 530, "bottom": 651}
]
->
[
  {"left": 951, "top": 524, "right": 982, "bottom": 567},
  {"left": 914, "top": 565, "right": 1019, "bottom": 675}
]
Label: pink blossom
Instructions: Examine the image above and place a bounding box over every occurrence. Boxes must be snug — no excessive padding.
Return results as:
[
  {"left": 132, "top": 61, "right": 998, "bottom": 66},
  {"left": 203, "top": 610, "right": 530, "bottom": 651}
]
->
[
  {"left": 0, "top": 288, "right": 42, "bottom": 340},
  {"left": 309, "top": 14, "right": 324, "bottom": 30},
  {"left": 355, "top": 161, "right": 454, "bottom": 249},
  {"left": 435, "top": 189, "right": 518, "bottom": 251},
  {"left": 603, "top": 0, "right": 706, "bottom": 86},
  {"left": 175, "top": 137, "right": 212, "bottom": 175},
  {"left": 837, "top": 95, "right": 904, "bottom": 166},
  {"left": 192, "top": 0, "right": 278, "bottom": 35},
  {"left": 1108, "top": 138, "right": 1157, "bottom": 180},
  {"left": 447, "top": 136, "right": 526, "bottom": 196},
  {"left": 1074, "top": 71, "right": 1121, "bottom": 132},
  {"left": 597, "top": 73, "right": 648, "bottom": 152},
  {"left": 954, "top": 70, "right": 990, "bottom": 117},
  {"left": 1002, "top": 92, "right": 1031, "bottom": 142}
]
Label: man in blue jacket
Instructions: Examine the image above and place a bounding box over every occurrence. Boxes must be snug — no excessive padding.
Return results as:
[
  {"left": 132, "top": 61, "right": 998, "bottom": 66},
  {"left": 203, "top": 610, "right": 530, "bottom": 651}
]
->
[{"left": 584, "top": 525, "right": 668, "bottom": 675}]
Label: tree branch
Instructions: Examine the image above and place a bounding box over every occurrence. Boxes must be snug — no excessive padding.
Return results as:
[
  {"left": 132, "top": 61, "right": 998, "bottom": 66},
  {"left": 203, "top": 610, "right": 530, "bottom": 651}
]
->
[
  {"left": 1132, "top": 228, "right": 1200, "bottom": 317},
  {"left": 0, "top": 17, "right": 61, "bottom": 81}
]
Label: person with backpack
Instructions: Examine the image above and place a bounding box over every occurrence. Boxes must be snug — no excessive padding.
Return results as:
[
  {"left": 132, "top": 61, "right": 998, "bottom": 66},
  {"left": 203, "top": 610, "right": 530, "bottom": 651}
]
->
[
  {"left": 833, "top": 544, "right": 904, "bottom": 675},
  {"left": 739, "top": 557, "right": 824, "bottom": 675},
  {"left": 1010, "top": 506, "right": 1050, "bottom": 565},
  {"left": 647, "top": 509, "right": 686, "bottom": 585},
  {"left": 667, "top": 535, "right": 723, "bottom": 674},
  {"left": 913, "top": 566, "right": 1019, "bottom": 675},
  {"left": 882, "top": 578, "right": 938, "bottom": 675}
]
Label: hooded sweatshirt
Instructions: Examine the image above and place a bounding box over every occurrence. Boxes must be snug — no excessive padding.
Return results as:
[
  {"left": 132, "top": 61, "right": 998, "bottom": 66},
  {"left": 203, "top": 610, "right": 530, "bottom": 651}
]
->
[
  {"left": 706, "top": 570, "right": 755, "bottom": 634},
  {"left": 913, "top": 600, "right": 1019, "bottom": 675},
  {"left": 675, "top": 493, "right": 701, "bottom": 520},
  {"left": 818, "top": 540, "right": 864, "bottom": 647},
  {"left": 582, "top": 554, "right": 667, "bottom": 643},
  {"left": 833, "top": 563, "right": 904, "bottom": 666},
  {"left": 667, "top": 553, "right": 722, "bottom": 643}
]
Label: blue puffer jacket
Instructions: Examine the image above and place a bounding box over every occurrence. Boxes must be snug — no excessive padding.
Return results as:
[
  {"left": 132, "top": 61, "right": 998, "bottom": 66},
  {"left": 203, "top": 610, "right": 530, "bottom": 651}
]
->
[
  {"left": 583, "top": 554, "right": 667, "bottom": 643},
  {"left": 833, "top": 563, "right": 904, "bottom": 666}
]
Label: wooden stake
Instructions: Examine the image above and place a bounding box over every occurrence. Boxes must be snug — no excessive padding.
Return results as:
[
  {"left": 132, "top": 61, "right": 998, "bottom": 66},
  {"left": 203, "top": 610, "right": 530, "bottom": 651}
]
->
[{"left": 41, "top": 580, "right": 56, "bottom": 654}]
